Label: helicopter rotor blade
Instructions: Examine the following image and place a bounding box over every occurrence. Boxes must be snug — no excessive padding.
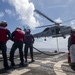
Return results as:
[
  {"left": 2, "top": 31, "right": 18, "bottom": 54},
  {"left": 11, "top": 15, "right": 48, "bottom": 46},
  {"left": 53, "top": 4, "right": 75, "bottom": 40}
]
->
[
  {"left": 35, "top": 9, "right": 58, "bottom": 24},
  {"left": 36, "top": 24, "right": 55, "bottom": 28},
  {"left": 35, "top": 9, "right": 75, "bottom": 29},
  {"left": 62, "top": 18, "right": 75, "bottom": 24}
]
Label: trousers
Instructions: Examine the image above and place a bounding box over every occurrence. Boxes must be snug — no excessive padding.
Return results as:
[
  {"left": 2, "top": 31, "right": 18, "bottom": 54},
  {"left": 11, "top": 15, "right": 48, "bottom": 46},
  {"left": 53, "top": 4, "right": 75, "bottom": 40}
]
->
[
  {"left": 70, "top": 44, "right": 75, "bottom": 63},
  {"left": 10, "top": 41, "right": 24, "bottom": 64},
  {"left": 24, "top": 44, "right": 33, "bottom": 61},
  {"left": 0, "top": 42, "right": 8, "bottom": 68}
]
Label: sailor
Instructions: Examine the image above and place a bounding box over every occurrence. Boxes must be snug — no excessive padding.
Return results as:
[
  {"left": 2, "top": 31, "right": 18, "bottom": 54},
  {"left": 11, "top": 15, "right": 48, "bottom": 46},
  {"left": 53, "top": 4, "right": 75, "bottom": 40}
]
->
[
  {"left": 0, "top": 21, "right": 11, "bottom": 69},
  {"left": 68, "top": 35, "right": 71, "bottom": 65},
  {"left": 24, "top": 29, "right": 35, "bottom": 62},
  {"left": 68, "top": 36, "right": 71, "bottom": 51},
  {"left": 69, "top": 29, "right": 75, "bottom": 66},
  {"left": 9, "top": 27, "right": 24, "bottom": 66}
]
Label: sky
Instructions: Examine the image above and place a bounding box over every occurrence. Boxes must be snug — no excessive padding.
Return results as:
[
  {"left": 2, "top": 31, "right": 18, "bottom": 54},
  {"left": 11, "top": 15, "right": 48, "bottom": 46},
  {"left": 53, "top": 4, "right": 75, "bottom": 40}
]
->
[{"left": 0, "top": 0, "right": 75, "bottom": 52}]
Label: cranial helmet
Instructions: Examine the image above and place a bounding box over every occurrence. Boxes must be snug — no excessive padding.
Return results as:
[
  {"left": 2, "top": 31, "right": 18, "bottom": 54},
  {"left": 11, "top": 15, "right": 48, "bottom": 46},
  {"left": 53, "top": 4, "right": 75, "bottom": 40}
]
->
[
  {"left": 70, "top": 29, "right": 75, "bottom": 34},
  {"left": 26, "top": 29, "right": 31, "bottom": 33},
  {"left": 0, "top": 20, "right": 7, "bottom": 27},
  {"left": 24, "top": 29, "right": 31, "bottom": 34},
  {"left": 16, "top": 26, "right": 22, "bottom": 30}
]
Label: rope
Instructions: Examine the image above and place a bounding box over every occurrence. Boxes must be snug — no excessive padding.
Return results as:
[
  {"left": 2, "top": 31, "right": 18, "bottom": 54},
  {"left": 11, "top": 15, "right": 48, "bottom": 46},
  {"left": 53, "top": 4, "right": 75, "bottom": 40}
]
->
[
  {"left": 8, "top": 40, "right": 59, "bottom": 56},
  {"left": 33, "top": 47, "right": 59, "bottom": 56}
]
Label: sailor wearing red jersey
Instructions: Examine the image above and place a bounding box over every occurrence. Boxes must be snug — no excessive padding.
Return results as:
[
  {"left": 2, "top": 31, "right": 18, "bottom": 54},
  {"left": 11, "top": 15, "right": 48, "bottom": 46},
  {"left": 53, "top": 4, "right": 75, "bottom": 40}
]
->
[
  {"left": 0, "top": 21, "right": 11, "bottom": 69},
  {"left": 70, "top": 29, "right": 75, "bottom": 66},
  {"left": 9, "top": 27, "right": 24, "bottom": 66}
]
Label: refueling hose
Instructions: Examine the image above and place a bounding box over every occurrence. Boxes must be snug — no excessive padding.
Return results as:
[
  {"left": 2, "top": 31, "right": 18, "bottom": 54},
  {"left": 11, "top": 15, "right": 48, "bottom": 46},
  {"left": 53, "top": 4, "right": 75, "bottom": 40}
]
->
[{"left": 33, "top": 47, "right": 59, "bottom": 56}]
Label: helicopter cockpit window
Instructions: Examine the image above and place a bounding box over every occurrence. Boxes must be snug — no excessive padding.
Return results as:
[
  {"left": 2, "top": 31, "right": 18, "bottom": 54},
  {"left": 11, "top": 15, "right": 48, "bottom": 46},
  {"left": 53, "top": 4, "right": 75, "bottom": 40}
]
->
[{"left": 43, "top": 28, "right": 49, "bottom": 32}]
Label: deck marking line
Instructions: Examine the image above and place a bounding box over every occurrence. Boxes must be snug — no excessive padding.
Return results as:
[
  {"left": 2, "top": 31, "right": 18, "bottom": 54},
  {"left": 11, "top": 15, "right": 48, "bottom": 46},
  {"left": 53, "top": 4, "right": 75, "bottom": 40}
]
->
[
  {"left": 8, "top": 68, "right": 30, "bottom": 75},
  {"left": 0, "top": 54, "right": 2, "bottom": 57},
  {"left": 54, "top": 59, "right": 67, "bottom": 75},
  {"left": 53, "top": 54, "right": 66, "bottom": 59}
]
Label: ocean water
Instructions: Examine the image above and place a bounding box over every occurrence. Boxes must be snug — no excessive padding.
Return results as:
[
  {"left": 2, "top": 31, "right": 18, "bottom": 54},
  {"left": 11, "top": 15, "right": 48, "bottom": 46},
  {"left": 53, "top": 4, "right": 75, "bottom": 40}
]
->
[
  {"left": 33, "top": 48, "right": 68, "bottom": 52},
  {"left": 7, "top": 48, "right": 68, "bottom": 53}
]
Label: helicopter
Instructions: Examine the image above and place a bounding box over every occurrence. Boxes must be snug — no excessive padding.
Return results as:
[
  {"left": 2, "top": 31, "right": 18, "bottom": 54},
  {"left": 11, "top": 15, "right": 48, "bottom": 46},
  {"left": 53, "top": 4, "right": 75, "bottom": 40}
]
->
[{"left": 33, "top": 10, "right": 75, "bottom": 39}]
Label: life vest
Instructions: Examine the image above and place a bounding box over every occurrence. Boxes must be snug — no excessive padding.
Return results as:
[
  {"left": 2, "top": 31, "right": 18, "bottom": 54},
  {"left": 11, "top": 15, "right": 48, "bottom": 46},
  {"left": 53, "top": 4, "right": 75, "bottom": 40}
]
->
[
  {"left": 71, "top": 34, "right": 75, "bottom": 44},
  {"left": 0, "top": 28, "right": 7, "bottom": 42},
  {"left": 14, "top": 30, "right": 24, "bottom": 42}
]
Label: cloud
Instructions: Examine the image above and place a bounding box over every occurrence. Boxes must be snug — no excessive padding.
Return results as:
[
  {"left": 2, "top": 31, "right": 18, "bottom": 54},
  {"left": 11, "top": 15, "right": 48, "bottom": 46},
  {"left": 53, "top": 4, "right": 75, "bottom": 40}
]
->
[
  {"left": 0, "top": 12, "right": 4, "bottom": 18},
  {"left": 70, "top": 20, "right": 75, "bottom": 29},
  {"left": 2, "top": 0, "right": 5, "bottom": 2},
  {"left": 8, "top": 0, "right": 40, "bottom": 29},
  {"left": 5, "top": 9, "right": 15, "bottom": 16},
  {"left": 55, "top": 17, "right": 62, "bottom": 23}
]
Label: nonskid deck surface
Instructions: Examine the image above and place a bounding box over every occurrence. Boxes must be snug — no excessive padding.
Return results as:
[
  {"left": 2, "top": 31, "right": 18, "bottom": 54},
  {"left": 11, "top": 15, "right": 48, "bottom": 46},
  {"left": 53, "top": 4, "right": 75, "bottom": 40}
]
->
[{"left": 0, "top": 52, "right": 75, "bottom": 75}]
